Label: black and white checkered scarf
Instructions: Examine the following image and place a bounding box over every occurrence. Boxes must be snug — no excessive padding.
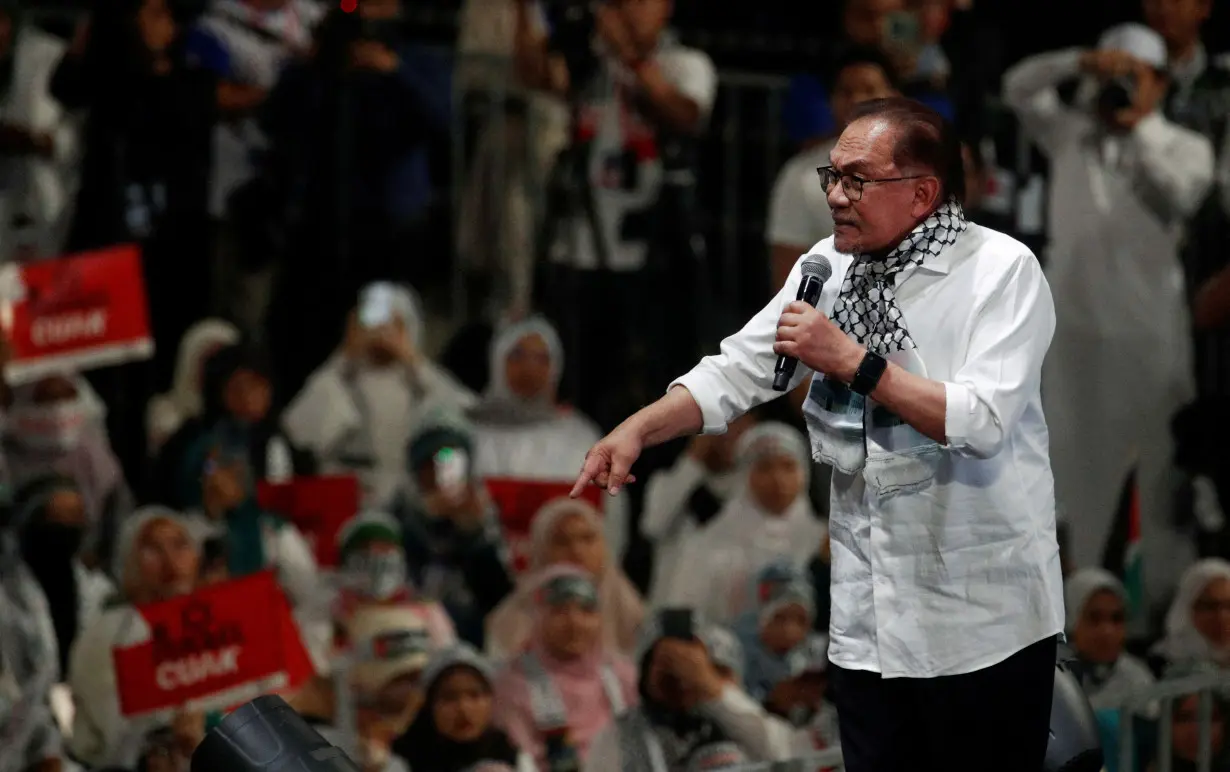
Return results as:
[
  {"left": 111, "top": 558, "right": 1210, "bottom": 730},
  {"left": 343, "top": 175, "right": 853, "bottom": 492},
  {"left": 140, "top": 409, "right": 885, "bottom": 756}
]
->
[{"left": 831, "top": 198, "right": 968, "bottom": 355}]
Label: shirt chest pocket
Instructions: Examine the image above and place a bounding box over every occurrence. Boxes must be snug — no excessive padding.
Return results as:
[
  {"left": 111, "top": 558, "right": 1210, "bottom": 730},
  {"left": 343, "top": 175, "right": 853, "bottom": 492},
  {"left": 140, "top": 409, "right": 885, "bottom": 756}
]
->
[
  {"left": 864, "top": 402, "right": 942, "bottom": 500},
  {"left": 801, "top": 375, "right": 867, "bottom": 476},
  {"left": 865, "top": 347, "right": 942, "bottom": 498}
]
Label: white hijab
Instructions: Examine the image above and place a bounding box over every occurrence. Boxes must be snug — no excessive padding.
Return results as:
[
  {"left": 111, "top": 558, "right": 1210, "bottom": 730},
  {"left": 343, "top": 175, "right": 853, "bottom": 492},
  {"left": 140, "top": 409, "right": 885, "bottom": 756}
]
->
[
  {"left": 470, "top": 317, "right": 565, "bottom": 426},
  {"left": 1064, "top": 567, "right": 1125, "bottom": 634},
  {"left": 671, "top": 422, "right": 825, "bottom": 624},
  {"left": 1153, "top": 558, "right": 1230, "bottom": 666}
]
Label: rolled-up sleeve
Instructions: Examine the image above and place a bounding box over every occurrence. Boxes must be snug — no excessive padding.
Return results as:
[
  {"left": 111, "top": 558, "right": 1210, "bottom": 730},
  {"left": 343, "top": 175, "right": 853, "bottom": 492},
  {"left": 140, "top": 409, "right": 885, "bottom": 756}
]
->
[
  {"left": 671, "top": 265, "right": 810, "bottom": 434},
  {"left": 943, "top": 252, "right": 1055, "bottom": 458}
]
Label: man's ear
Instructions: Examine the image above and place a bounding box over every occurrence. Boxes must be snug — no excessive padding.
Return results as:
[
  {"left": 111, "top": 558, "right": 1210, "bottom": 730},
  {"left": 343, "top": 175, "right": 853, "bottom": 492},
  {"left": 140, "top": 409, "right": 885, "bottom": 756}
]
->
[{"left": 912, "top": 177, "right": 943, "bottom": 218}]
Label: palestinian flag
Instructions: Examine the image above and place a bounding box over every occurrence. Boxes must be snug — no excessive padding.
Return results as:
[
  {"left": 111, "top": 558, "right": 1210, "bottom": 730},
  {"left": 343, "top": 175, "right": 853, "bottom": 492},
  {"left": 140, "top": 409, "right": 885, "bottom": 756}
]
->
[
  {"left": 1103, "top": 467, "right": 1144, "bottom": 628},
  {"left": 1121, "top": 470, "right": 1144, "bottom": 624}
]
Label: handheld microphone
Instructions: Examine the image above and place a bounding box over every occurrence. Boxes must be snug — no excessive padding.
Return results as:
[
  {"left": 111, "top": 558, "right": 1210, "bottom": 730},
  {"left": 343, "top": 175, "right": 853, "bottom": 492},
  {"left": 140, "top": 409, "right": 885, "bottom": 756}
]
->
[{"left": 772, "top": 255, "right": 833, "bottom": 392}]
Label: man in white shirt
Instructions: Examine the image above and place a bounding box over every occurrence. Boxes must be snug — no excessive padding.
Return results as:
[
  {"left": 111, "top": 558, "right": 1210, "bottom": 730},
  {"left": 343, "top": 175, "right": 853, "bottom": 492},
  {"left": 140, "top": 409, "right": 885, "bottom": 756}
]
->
[
  {"left": 767, "top": 46, "right": 900, "bottom": 290},
  {"left": 1003, "top": 24, "right": 1214, "bottom": 613},
  {"left": 573, "top": 96, "right": 1064, "bottom": 772}
]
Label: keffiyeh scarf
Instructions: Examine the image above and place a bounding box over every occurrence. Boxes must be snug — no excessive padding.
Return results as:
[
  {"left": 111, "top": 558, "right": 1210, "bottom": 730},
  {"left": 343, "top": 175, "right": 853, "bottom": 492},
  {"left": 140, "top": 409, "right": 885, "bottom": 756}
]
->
[{"left": 831, "top": 198, "right": 968, "bottom": 354}]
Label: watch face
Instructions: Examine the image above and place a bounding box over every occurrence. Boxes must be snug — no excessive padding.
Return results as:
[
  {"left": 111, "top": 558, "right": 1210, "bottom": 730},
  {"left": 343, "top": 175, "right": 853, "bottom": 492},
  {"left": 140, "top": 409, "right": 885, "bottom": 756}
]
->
[{"left": 852, "top": 352, "right": 887, "bottom": 396}]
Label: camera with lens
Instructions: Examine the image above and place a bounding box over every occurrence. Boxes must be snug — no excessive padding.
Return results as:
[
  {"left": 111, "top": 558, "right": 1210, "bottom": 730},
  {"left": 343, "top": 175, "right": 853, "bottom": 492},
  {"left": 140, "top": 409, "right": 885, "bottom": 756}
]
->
[
  {"left": 543, "top": 0, "right": 601, "bottom": 91},
  {"left": 1096, "top": 74, "right": 1136, "bottom": 113}
]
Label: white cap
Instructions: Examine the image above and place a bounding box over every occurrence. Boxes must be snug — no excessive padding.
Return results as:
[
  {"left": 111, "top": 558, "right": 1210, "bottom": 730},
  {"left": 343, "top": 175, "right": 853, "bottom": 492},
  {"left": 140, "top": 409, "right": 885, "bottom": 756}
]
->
[{"left": 1098, "top": 23, "right": 1168, "bottom": 70}]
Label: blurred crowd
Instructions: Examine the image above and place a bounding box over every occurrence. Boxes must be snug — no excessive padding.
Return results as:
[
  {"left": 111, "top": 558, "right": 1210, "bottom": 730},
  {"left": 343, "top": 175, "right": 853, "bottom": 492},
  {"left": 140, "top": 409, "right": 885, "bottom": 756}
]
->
[{"left": 1, "top": 0, "right": 1230, "bottom": 770}]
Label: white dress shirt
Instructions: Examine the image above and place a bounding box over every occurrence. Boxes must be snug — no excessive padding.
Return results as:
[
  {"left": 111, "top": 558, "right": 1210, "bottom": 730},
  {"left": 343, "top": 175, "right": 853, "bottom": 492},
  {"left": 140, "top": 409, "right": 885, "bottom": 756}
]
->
[{"left": 672, "top": 225, "right": 1065, "bottom": 678}]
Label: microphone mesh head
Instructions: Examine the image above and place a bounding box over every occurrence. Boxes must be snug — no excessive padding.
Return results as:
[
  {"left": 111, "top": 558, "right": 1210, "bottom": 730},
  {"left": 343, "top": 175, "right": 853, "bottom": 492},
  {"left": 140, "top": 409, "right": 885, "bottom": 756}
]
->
[{"left": 801, "top": 255, "right": 833, "bottom": 284}]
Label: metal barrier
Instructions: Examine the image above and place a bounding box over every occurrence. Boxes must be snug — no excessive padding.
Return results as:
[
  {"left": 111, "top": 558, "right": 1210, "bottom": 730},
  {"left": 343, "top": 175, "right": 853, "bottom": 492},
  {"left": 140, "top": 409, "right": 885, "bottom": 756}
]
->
[{"left": 1096, "top": 670, "right": 1230, "bottom": 772}]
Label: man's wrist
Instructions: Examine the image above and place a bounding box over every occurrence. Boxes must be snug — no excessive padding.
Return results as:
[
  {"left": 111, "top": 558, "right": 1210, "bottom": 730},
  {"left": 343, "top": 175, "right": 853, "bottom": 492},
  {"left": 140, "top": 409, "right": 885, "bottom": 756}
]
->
[{"left": 837, "top": 343, "right": 867, "bottom": 384}]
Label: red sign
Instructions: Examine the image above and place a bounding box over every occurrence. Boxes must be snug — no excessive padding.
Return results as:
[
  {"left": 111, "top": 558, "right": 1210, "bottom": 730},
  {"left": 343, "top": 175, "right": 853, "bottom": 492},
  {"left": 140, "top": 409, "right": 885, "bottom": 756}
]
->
[
  {"left": 113, "top": 571, "right": 314, "bottom": 718},
  {"left": 483, "top": 479, "right": 603, "bottom": 571},
  {"left": 257, "top": 475, "right": 359, "bottom": 567},
  {"left": 1, "top": 245, "right": 153, "bottom": 383}
]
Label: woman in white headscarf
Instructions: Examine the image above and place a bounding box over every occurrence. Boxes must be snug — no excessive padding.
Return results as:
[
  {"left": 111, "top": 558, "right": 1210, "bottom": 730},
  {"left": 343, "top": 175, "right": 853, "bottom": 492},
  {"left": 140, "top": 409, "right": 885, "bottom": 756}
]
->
[
  {"left": 145, "top": 318, "right": 240, "bottom": 455},
  {"left": 663, "top": 422, "right": 826, "bottom": 626},
  {"left": 485, "top": 498, "right": 643, "bottom": 662},
  {"left": 1064, "top": 568, "right": 1153, "bottom": 706},
  {"left": 2, "top": 370, "right": 132, "bottom": 568},
  {"left": 67, "top": 506, "right": 204, "bottom": 770},
  {"left": 469, "top": 317, "right": 627, "bottom": 560},
  {"left": 1153, "top": 559, "right": 1230, "bottom": 672},
  {"left": 283, "top": 282, "right": 476, "bottom": 507}
]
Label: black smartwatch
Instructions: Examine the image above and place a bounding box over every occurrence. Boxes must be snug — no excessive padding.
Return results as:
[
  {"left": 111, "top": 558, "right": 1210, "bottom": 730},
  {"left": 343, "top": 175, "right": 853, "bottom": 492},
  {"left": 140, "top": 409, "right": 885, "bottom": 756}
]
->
[{"left": 850, "top": 351, "right": 887, "bottom": 396}]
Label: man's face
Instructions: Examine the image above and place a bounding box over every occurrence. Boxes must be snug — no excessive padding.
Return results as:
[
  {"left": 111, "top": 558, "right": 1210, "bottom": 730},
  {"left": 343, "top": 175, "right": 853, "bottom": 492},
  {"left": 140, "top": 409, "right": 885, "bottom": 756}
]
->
[
  {"left": 843, "top": 0, "right": 906, "bottom": 47},
  {"left": 1143, "top": 0, "right": 1210, "bottom": 53},
  {"left": 830, "top": 63, "right": 898, "bottom": 129},
  {"left": 828, "top": 117, "right": 937, "bottom": 254},
  {"left": 616, "top": 0, "right": 672, "bottom": 51}
]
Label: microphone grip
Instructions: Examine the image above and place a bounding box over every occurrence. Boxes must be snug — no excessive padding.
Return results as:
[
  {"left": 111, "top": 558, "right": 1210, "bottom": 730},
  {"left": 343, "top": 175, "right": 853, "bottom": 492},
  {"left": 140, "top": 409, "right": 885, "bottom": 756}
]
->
[{"left": 771, "top": 274, "right": 824, "bottom": 393}]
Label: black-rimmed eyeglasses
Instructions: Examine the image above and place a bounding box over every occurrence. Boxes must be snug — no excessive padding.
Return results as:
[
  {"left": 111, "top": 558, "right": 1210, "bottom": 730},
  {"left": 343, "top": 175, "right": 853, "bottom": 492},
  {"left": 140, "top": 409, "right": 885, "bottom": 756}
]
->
[{"left": 816, "top": 166, "right": 931, "bottom": 202}]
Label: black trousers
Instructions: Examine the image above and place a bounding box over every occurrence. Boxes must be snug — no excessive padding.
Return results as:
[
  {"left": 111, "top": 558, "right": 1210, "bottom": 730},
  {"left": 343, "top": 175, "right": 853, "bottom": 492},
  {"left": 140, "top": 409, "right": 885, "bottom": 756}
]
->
[{"left": 830, "top": 635, "right": 1058, "bottom": 772}]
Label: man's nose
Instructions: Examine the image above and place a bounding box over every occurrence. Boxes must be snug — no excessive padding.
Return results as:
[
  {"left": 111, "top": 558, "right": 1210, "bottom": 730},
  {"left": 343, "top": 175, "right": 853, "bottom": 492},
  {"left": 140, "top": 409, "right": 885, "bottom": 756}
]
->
[{"left": 827, "top": 183, "right": 851, "bottom": 209}]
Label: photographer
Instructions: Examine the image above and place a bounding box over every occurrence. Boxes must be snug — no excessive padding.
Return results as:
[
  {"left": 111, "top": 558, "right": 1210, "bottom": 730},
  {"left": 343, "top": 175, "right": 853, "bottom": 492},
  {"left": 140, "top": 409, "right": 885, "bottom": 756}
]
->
[
  {"left": 513, "top": 0, "right": 716, "bottom": 430},
  {"left": 1003, "top": 23, "right": 1214, "bottom": 618}
]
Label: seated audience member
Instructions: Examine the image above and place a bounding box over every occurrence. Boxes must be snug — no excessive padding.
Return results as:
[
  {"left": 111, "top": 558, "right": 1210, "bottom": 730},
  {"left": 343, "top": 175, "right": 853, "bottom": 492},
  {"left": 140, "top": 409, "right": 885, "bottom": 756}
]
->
[
  {"left": 736, "top": 562, "right": 816, "bottom": 703},
  {"left": 12, "top": 474, "right": 114, "bottom": 677},
  {"left": 487, "top": 498, "right": 643, "bottom": 662},
  {"left": 760, "top": 635, "right": 839, "bottom": 756},
  {"left": 68, "top": 506, "right": 203, "bottom": 769},
  {"left": 284, "top": 282, "right": 476, "bottom": 508},
  {"left": 145, "top": 318, "right": 241, "bottom": 456},
  {"left": 395, "top": 415, "right": 515, "bottom": 646},
  {"left": 294, "top": 605, "right": 432, "bottom": 772},
  {"left": 666, "top": 423, "right": 826, "bottom": 626},
  {"left": 394, "top": 643, "right": 536, "bottom": 772},
  {"left": 1065, "top": 568, "right": 1154, "bottom": 704},
  {"left": 2, "top": 370, "right": 133, "bottom": 570},
  {"left": 640, "top": 414, "right": 753, "bottom": 609},
  {"left": 0, "top": 486, "right": 67, "bottom": 772},
  {"left": 492, "top": 566, "right": 638, "bottom": 768},
  {"left": 585, "top": 609, "right": 796, "bottom": 771},
  {"left": 470, "top": 317, "right": 628, "bottom": 561},
  {"left": 1154, "top": 559, "right": 1230, "bottom": 672},
  {"left": 334, "top": 509, "right": 457, "bottom": 648},
  {"left": 157, "top": 342, "right": 307, "bottom": 508},
  {"left": 766, "top": 46, "right": 901, "bottom": 289}
]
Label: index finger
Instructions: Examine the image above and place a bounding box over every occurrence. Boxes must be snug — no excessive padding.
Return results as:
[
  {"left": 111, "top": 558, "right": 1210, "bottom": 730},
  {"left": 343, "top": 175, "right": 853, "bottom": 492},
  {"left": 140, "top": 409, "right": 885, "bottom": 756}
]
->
[
  {"left": 783, "top": 300, "right": 815, "bottom": 315},
  {"left": 571, "top": 452, "right": 605, "bottom": 498}
]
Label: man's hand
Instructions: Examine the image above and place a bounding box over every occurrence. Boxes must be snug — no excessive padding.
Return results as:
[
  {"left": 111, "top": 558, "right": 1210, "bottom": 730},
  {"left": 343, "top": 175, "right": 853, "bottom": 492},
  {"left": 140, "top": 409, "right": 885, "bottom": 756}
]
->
[
  {"left": 572, "top": 421, "right": 642, "bottom": 497},
  {"left": 1111, "top": 60, "right": 1168, "bottom": 131},
  {"left": 203, "top": 462, "right": 247, "bottom": 518},
  {"left": 595, "top": 4, "right": 640, "bottom": 67},
  {"left": 773, "top": 301, "right": 865, "bottom": 382},
  {"left": 351, "top": 41, "right": 400, "bottom": 73}
]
